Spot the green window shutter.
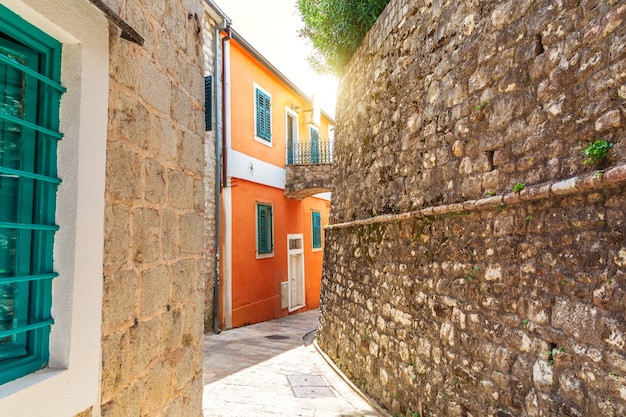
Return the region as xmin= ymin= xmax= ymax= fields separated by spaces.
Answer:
xmin=255 ymin=88 xmax=271 ymax=141
xmin=0 ymin=4 xmax=62 ymax=386
xmin=310 ymin=127 xmax=320 ymax=164
xmin=312 ymin=211 xmax=322 ymax=249
xmin=257 ymin=204 xmax=273 ymax=254
xmin=204 ymin=76 xmax=212 ymax=131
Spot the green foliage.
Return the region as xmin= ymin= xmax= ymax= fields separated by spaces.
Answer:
xmin=297 ymin=0 xmax=391 ymax=75
xmin=582 ymin=139 xmax=613 ymax=164
xmin=512 ymin=182 xmax=525 ymax=193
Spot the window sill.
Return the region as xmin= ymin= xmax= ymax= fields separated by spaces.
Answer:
xmin=254 ymin=135 xmax=273 ymax=147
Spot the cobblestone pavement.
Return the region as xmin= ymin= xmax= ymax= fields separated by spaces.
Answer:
xmin=202 ymin=309 xmax=384 ymax=417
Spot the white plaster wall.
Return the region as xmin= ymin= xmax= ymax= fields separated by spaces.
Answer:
xmin=227 ymin=149 xmax=287 ymax=190
xmin=0 ymin=1 xmax=108 ymax=416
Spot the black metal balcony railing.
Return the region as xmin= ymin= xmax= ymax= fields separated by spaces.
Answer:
xmin=286 ymin=139 xmax=333 ymax=165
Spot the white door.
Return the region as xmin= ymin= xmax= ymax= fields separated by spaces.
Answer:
xmin=287 ymin=234 xmax=305 ymax=311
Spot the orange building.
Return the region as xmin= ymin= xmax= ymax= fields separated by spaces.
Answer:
xmin=213 ymin=27 xmax=334 ymax=329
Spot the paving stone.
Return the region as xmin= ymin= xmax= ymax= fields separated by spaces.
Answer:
xmin=203 ymin=309 xmax=384 ymax=417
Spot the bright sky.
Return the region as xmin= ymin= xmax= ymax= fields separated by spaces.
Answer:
xmin=217 ymin=0 xmax=338 ymax=118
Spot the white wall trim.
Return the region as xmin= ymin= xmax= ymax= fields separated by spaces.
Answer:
xmin=0 ymin=1 xmax=108 ymax=416
xmin=227 ymin=149 xmax=286 ymax=190
xmin=285 ymin=107 xmax=299 ymax=164
xmin=222 ymin=187 xmax=233 ymax=330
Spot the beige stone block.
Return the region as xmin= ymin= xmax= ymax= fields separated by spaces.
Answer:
xmin=101 ymin=379 xmax=143 ymax=417
xmin=168 ymin=169 xmax=194 ymax=209
xmin=103 ymin=269 xmax=138 ymax=329
xmin=164 ymin=1 xmax=187 ymax=50
xmin=157 ymin=30 xmax=178 ymax=79
xmin=162 ymin=209 xmax=179 ymax=260
xmin=145 ymin=159 xmax=167 ymax=204
xmin=177 ymin=54 xmax=203 ymax=98
xmin=138 ymin=58 xmax=170 ymax=115
xmin=171 ymin=85 xmax=195 ymax=130
xmin=132 ymin=207 xmax=160 ymax=264
xmin=173 ymin=345 xmax=196 ymax=391
xmin=171 ymin=259 xmax=197 ymax=301
xmin=112 ymin=92 xmax=150 ymax=149
xmin=140 ymin=265 xmax=171 ymax=317
xmin=182 ymin=301 xmax=203 ymax=346
xmin=163 ymin=397 xmax=183 ymax=417
xmin=129 ymin=317 xmax=159 ymax=377
xmin=160 ymin=308 xmax=183 ymax=355
xmin=106 ymin=142 xmax=142 ymax=200
xmin=177 ymin=129 xmax=204 ymax=172
xmin=109 ymin=40 xmax=137 ymax=88
xmin=182 ymin=376 xmax=204 ymax=417
xmin=101 ymin=329 xmax=128 ymax=402
xmin=150 ymin=116 xmax=177 ymax=163
xmin=141 ymin=361 xmax=173 ymax=416
xmin=193 ymin=178 xmax=204 ymax=212
xmin=180 ymin=213 xmax=204 ymax=254
xmin=124 ymin=1 xmax=154 ymax=56
xmin=103 ymin=204 xmax=131 ymax=268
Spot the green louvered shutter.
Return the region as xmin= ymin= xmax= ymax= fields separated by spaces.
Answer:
xmin=255 ymin=88 xmax=271 ymax=141
xmin=312 ymin=211 xmax=322 ymax=249
xmin=0 ymin=4 xmax=63 ymax=385
xmin=257 ymin=204 xmax=273 ymax=254
xmin=204 ymin=76 xmax=212 ymax=131
xmin=310 ymin=127 xmax=320 ymax=164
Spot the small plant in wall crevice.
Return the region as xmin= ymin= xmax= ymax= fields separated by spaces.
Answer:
xmin=512 ymin=182 xmax=525 ymax=193
xmin=582 ymin=139 xmax=613 ymax=165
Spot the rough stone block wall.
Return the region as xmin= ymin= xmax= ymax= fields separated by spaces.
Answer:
xmin=319 ymin=0 xmax=626 ymax=416
xmin=202 ymin=11 xmax=218 ymax=333
xmin=99 ymin=0 xmax=206 ymax=415
xmin=285 ymin=164 xmax=333 ymax=199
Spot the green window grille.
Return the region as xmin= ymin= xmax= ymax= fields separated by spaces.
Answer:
xmin=310 ymin=127 xmax=320 ymax=164
xmin=312 ymin=211 xmax=322 ymax=249
xmin=0 ymin=4 xmax=63 ymax=386
xmin=255 ymin=88 xmax=271 ymax=141
xmin=256 ymin=204 xmax=273 ymax=255
xmin=204 ymin=76 xmax=212 ymax=131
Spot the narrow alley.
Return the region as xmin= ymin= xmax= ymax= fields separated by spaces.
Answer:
xmin=202 ymin=310 xmax=384 ymax=417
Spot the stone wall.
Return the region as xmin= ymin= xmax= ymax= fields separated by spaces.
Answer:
xmin=285 ymin=164 xmax=333 ymax=199
xmin=319 ymin=1 xmax=626 ymax=416
xmin=99 ymin=0 xmax=206 ymax=415
xmin=202 ymin=9 xmax=219 ymax=333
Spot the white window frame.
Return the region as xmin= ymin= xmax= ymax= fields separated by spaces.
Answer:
xmin=255 ymin=202 xmax=274 ymax=259
xmin=253 ymin=83 xmax=272 ymax=147
xmin=0 ymin=2 xmax=108 ymax=416
xmin=285 ymin=107 xmax=299 ymax=164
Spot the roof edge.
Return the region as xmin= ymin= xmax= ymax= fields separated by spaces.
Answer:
xmin=230 ymin=29 xmax=335 ymax=124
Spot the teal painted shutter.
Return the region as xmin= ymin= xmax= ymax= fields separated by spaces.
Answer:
xmin=257 ymin=204 xmax=273 ymax=254
xmin=310 ymin=127 xmax=320 ymax=164
xmin=312 ymin=211 xmax=322 ymax=249
xmin=0 ymin=4 xmax=63 ymax=385
xmin=286 ymin=114 xmax=294 ymax=164
xmin=204 ymin=76 xmax=212 ymax=131
xmin=255 ymin=89 xmax=271 ymax=141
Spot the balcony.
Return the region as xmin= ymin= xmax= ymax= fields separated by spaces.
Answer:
xmin=286 ymin=139 xmax=333 ymax=165
xmin=284 ymin=139 xmax=333 ymax=200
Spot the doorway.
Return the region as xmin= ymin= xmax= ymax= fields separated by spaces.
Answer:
xmin=287 ymin=234 xmax=305 ymax=311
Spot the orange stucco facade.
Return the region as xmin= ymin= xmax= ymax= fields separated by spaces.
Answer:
xmin=219 ymin=32 xmax=333 ymax=329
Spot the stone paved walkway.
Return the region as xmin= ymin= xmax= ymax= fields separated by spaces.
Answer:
xmin=202 ymin=309 xmax=383 ymax=417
